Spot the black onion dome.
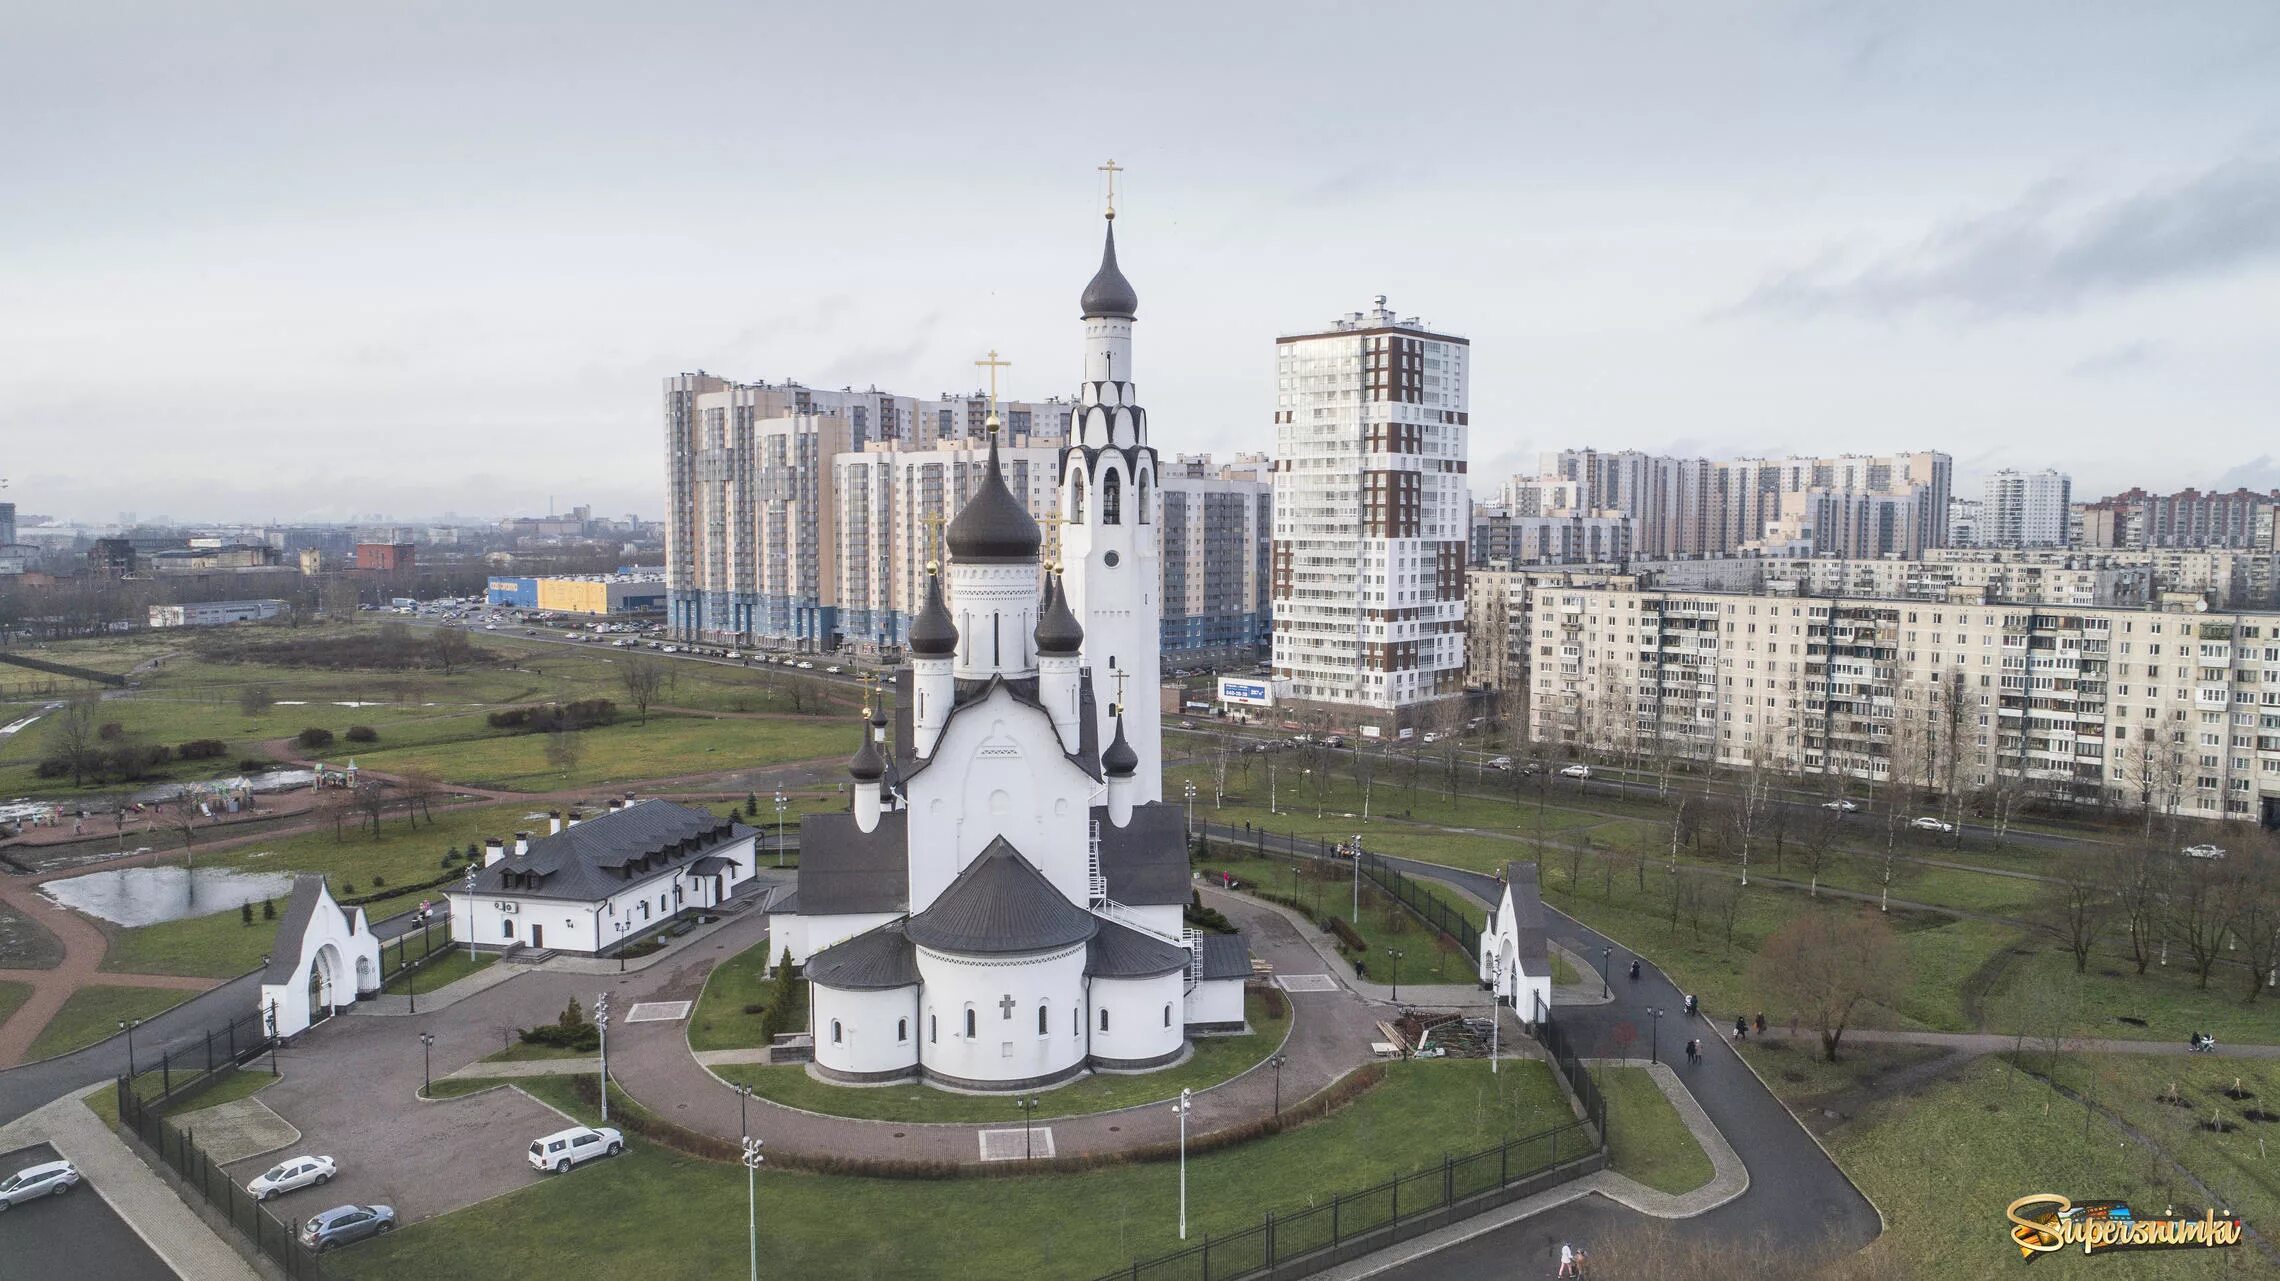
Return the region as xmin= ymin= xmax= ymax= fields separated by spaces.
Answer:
xmin=945 ymin=434 xmax=1041 ymax=563
xmin=848 ymin=728 xmax=885 ymax=782
xmin=1034 ymin=573 xmax=1084 ymax=656
xmin=909 ymin=569 xmax=958 ymax=657
xmin=1103 ymin=712 xmax=1138 ymax=777
xmin=1080 ymin=220 xmax=1138 ymax=320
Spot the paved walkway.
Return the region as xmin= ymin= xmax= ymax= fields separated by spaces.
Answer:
xmin=1752 ymin=1024 xmax=2280 ymax=1060
xmin=1577 ymin=1057 xmax=1748 ymax=1217
xmin=0 ymin=866 xmax=230 ymax=1068
xmin=0 ymin=1088 xmax=263 ymax=1281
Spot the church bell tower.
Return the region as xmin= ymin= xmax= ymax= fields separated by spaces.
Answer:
xmin=1060 ymin=161 xmax=1162 ymax=801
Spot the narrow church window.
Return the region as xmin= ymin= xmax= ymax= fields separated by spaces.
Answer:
xmin=1136 ymin=473 xmax=1151 ymax=524
xmin=898 ymin=1018 xmax=909 ymax=1043
xmin=501 ymin=920 xmax=514 ymax=939
xmin=965 ymin=1007 xmax=977 ymax=1038
xmin=1163 ymin=1003 xmax=1172 ymax=1028
xmin=1037 ymin=1005 xmax=1048 ymax=1035
xmin=830 ymin=1020 xmax=843 ymax=1045
xmin=930 ymin=1014 xmax=938 ymax=1043
xmin=1099 ymin=1008 xmax=1110 ymax=1033
xmin=1072 ymin=1008 xmax=1080 ymax=1036
xmin=1068 ymin=478 xmax=1086 ymax=523
xmin=1102 ymin=470 xmax=1122 ymax=524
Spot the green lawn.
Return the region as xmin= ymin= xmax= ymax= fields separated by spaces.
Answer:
xmin=715 ymin=991 xmax=1292 ymax=1123
xmin=0 ymin=980 xmax=30 ymax=1032
xmin=101 ymin=904 xmax=287 ymax=979
xmin=1827 ymin=1056 xmax=2247 ymax=1281
xmin=686 ymin=937 xmax=785 ymax=1053
xmin=349 ymin=713 xmax=858 ymax=791
xmin=383 ymin=950 xmax=495 ymax=995
xmin=335 ymin=1058 xmax=1578 ymax=1281
xmin=1597 ymin=1065 xmax=1713 ymax=1195
xmin=1198 ymin=851 xmax=1480 ymax=985
xmin=24 ymin=984 xmax=196 ymax=1062
xmin=1982 ymin=946 xmax=2280 ymax=1044
xmin=164 ymin=1066 xmax=282 ymax=1117
xmin=208 ymin=799 xmax=560 ymax=893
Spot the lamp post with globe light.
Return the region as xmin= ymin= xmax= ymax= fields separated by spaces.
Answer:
xmin=742 ymin=1135 xmax=765 ymax=1281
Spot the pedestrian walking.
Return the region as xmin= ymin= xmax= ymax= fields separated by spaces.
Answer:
xmin=1754 ymin=1012 xmax=1767 ymax=1035
xmin=1734 ymin=1014 xmax=1748 ymax=1041
xmin=1557 ymin=1241 xmax=1576 ymax=1278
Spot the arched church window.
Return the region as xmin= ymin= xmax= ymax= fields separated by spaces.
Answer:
xmin=1037 ymin=1004 xmax=1049 ymax=1035
xmin=898 ymin=1018 xmax=909 ymax=1043
xmin=1102 ymin=470 xmax=1122 ymax=525
xmin=830 ymin=1020 xmax=843 ymax=1045
xmin=964 ymin=1006 xmax=977 ymax=1038
xmin=1136 ymin=472 xmax=1151 ymax=524
xmin=930 ymin=1014 xmax=938 ymax=1043
xmin=501 ymin=920 xmax=514 ymax=939
xmin=1099 ymin=1008 xmax=1110 ymax=1033
xmin=1163 ymin=1003 xmax=1172 ymax=1028
xmin=1068 ymin=477 xmax=1086 ymax=523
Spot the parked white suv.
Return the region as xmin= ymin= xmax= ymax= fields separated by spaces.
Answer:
xmin=529 ymin=1125 xmax=623 ymax=1173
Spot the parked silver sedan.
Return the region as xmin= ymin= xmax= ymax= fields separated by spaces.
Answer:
xmin=247 ymin=1153 xmax=337 ymax=1201
xmin=0 ymin=1159 xmax=80 ymax=1209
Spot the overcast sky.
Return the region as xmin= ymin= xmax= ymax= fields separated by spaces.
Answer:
xmin=5 ymin=2 xmax=2278 ymax=525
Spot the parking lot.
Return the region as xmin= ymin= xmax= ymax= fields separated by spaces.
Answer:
xmin=0 ymin=1141 xmax=180 ymax=1281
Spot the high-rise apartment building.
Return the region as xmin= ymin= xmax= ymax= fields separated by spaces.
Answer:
xmin=1159 ymin=454 xmax=1273 ymax=663
xmin=1947 ymin=497 xmax=1983 ymax=547
xmin=1271 ymin=298 xmax=1469 ymax=727
xmin=2078 ymin=487 xmax=2280 ymax=551
xmin=1531 ymin=448 xmax=1951 ymax=559
xmin=1983 ymin=469 xmax=2072 ymax=548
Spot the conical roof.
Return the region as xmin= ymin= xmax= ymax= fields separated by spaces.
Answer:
xmin=1080 ymin=220 xmax=1138 ymax=320
xmin=909 ymin=566 xmax=958 ymax=657
xmin=1103 ymin=711 xmax=1138 ymax=776
xmin=905 ymin=838 xmax=1098 ymax=955
xmin=1034 ymin=572 xmax=1084 ymax=656
xmin=945 ymin=431 xmax=1041 ymax=564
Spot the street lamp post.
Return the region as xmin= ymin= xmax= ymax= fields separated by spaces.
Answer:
xmin=418 ymin=1031 xmax=435 ymax=1098
xmin=118 ymin=1018 xmax=141 ymax=1076
xmin=742 ymin=1136 xmax=765 ymax=1281
xmin=1351 ymin=834 xmax=1363 ymax=924
xmin=463 ymin=866 xmax=477 ymax=965
xmin=1173 ymin=1088 xmax=1192 ymax=1240
xmin=616 ymin=921 xmax=630 ymax=973
xmin=735 ymin=1083 xmax=752 ymax=1140
xmin=264 ymin=1000 xmax=280 ymax=1075
xmin=1018 ymin=1096 xmax=1039 ymax=1160
xmin=1183 ymin=781 xmax=1196 ymax=842
xmin=1386 ymin=948 xmax=1404 ymax=1003
xmin=772 ymin=792 xmax=787 ymax=867
xmin=595 ymin=993 xmax=610 ymax=1122
xmin=1600 ymin=947 xmax=1611 ymax=1000
xmin=1488 ymin=954 xmax=1503 ymax=1074
xmin=1270 ymin=1053 xmax=1288 ymax=1114
xmin=1650 ymin=1007 xmax=1664 ymax=1066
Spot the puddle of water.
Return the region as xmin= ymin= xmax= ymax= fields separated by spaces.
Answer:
xmin=40 ymin=864 xmax=302 ymax=926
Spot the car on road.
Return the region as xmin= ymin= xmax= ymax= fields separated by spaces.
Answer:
xmin=2182 ymin=844 xmax=2227 ymax=860
xmin=1178 ymin=719 xmax=1195 ymax=729
xmin=300 ymin=1204 xmax=396 ymax=1251
xmin=797 ymin=661 xmax=814 ymax=669
xmin=1488 ymin=755 xmax=1514 ymax=771
xmin=1909 ymin=817 xmax=1954 ymax=833
xmin=246 ymin=1154 xmax=336 ymax=1201
xmin=1821 ymin=799 xmax=1859 ymax=812
xmin=0 ymin=1159 xmax=80 ymax=1209
xmin=529 ymin=1125 xmax=624 ymax=1173
xmin=825 ymin=664 xmax=842 ymax=673
xmin=1323 ymin=734 xmax=1346 ymax=748
xmin=1421 ymin=731 xmax=1442 ymax=743
xmin=1558 ymin=764 xmax=1591 ymax=779
xmin=725 ymin=651 xmax=741 ymax=659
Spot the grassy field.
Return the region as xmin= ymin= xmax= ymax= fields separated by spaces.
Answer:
xmin=686 ymin=937 xmax=784 ymax=1053
xmin=165 ymin=1066 xmax=283 ymax=1117
xmin=1596 ymin=1065 xmax=1714 ymax=1195
xmin=99 ymin=904 xmax=278 ymax=979
xmin=383 ymin=950 xmax=495 ymax=995
xmin=1981 ymin=946 xmax=2280 ymax=1044
xmin=348 ymin=713 xmax=858 ymax=791
xmin=335 ymin=1057 xmax=1577 ymax=1281
xmin=24 ymin=984 xmax=198 ymax=1061
xmin=0 ymin=980 xmax=29 ymax=1032
xmin=715 ymin=991 xmax=1292 ymax=1123
xmin=1827 ymin=1056 xmax=2252 ymax=1280
xmin=1197 ymin=851 xmax=1480 ymax=984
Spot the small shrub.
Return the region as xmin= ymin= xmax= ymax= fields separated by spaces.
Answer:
xmin=241 ymin=900 xmax=254 ymax=926
xmin=371 ymin=874 xmax=386 ymax=887
xmin=237 ymin=758 xmax=267 ymax=773
xmin=344 ymin=725 xmax=378 ymax=743
xmin=177 ymin=739 xmax=229 ymax=760
xmin=296 ymin=727 xmax=335 ymax=749
xmin=262 ymin=898 xmax=276 ymax=920
xmin=1325 ymin=915 xmax=1367 ymax=951
xmin=98 ymin=721 xmax=125 ymax=741
xmin=741 ymin=1002 xmax=768 ymax=1016
xmin=341 ymin=882 xmax=356 ymax=896
xmin=34 ymin=758 xmax=70 ymax=779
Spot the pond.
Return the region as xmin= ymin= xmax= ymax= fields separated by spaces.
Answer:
xmin=40 ymin=865 xmax=302 ymax=927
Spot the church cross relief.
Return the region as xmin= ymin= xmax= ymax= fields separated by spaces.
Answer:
xmin=999 ymin=994 xmax=1017 ymax=1019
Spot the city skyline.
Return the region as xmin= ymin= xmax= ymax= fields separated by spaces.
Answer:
xmin=7 ymin=3 xmax=2280 ymax=523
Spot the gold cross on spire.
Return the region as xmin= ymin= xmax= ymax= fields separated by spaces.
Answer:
xmin=922 ymin=508 xmax=946 ymax=569
xmin=1098 ymin=158 xmax=1123 ymax=220
xmin=974 ymin=349 xmax=1011 ymax=430
xmin=1111 ymin=667 xmax=1129 ymax=715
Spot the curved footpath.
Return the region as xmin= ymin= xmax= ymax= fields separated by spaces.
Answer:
xmin=1348 ymin=854 xmax=1883 ymax=1281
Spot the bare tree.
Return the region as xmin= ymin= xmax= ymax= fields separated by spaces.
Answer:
xmin=236 ymin=684 xmax=276 ymax=717
xmin=2163 ymin=849 xmax=2236 ymax=990
xmin=2107 ymin=842 xmax=2164 ymax=975
xmin=351 ymin=779 xmax=390 ymax=838
xmin=618 ymin=656 xmax=666 ymax=725
xmin=2229 ymin=839 xmax=2280 ymax=1002
xmin=398 ymin=764 xmax=444 ymax=826
xmin=430 ymin=626 xmax=477 ymax=675
xmin=2038 ymin=846 xmax=2114 ymax=974
xmin=1751 ymin=908 xmax=1906 ymax=1062
xmin=1795 ymin=804 xmax=1843 ymax=899
xmin=46 ymin=697 xmax=101 ymax=786
xmin=544 ymin=729 xmax=585 ymax=777
xmin=166 ymin=792 xmax=203 ymax=866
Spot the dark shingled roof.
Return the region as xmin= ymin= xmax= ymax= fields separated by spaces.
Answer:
xmin=945 ymin=434 xmax=1041 ymax=564
xmin=1196 ymin=933 xmax=1254 ymax=983
xmin=690 ymin=856 xmax=738 ymax=876
xmin=1087 ymin=917 xmax=1189 ymax=979
xmin=262 ymin=876 xmax=352 ymax=983
xmin=806 ymin=920 xmax=920 ymax=991
xmin=1033 ymin=573 xmax=1084 ymax=656
xmin=909 ymin=569 xmax=958 ymax=657
xmin=1499 ymin=861 xmax=1550 ymax=973
xmin=1093 ymin=803 xmax=1189 ymax=907
xmin=1080 ymin=219 xmax=1139 ymax=320
xmin=1102 ymin=713 xmax=1138 ymax=776
xmin=848 ymin=729 xmax=885 ymax=782
xmin=794 ymin=810 xmax=909 ymax=915
xmin=905 ymin=838 xmax=1097 ymax=955
xmin=467 ymin=801 xmax=752 ymax=902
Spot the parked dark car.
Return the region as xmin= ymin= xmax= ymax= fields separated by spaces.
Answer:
xmin=300 ymin=1204 xmax=396 ymax=1251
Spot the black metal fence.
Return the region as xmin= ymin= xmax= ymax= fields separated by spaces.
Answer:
xmin=1086 ymin=1117 xmax=1598 ymax=1281
xmin=117 ymin=1079 xmax=333 ymax=1279
xmin=122 ymin=1008 xmax=279 ymax=1109
xmin=1356 ymin=850 xmax=1482 ymax=958
xmin=1535 ymin=1009 xmax=1608 ymax=1141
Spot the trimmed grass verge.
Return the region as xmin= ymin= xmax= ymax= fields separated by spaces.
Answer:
xmin=25 ymin=984 xmax=196 ymax=1061
xmin=1596 ymin=1065 xmax=1713 ymax=1195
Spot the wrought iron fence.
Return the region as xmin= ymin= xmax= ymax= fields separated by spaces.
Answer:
xmin=1088 ymin=1117 xmax=1598 ymax=1281
xmin=121 ymin=1007 xmax=279 ymax=1109
xmin=1356 ymin=849 xmax=1482 ymax=957
xmin=117 ymin=1079 xmax=334 ymax=1279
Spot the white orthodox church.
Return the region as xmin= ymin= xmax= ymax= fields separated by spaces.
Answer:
xmin=767 ymin=208 xmax=1251 ymax=1090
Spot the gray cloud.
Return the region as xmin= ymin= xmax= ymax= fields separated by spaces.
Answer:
xmin=2068 ymin=340 xmax=2161 ymax=377
xmin=2216 ymin=455 xmax=2280 ymax=492
xmin=1735 ymin=156 xmax=2280 ymax=318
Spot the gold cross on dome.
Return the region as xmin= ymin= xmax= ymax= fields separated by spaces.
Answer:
xmin=922 ymin=509 xmax=946 ymax=565
xmin=1111 ymin=667 xmax=1129 ymax=715
xmin=1098 ymin=159 xmax=1123 ymax=219
xmin=974 ymin=349 xmax=1011 ymax=424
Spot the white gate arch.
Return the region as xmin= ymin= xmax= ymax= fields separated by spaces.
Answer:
xmin=258 ymin=876 xmax=382 ymax=1038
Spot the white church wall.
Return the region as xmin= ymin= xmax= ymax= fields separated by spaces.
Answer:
xmin=916 ymin=943 xmax=1089 ymax=1087
xmin=903 ymin=692 xmax=1095 ymax=913
xmin=812 ymin=984 xmax=921 ymax=1079
xmin=1185 ymin=978 xmax=1246 ymax=1029
xmin=775 ymin=911 xmax=901 ymax=967
xmin=1089 ymin=970 xmax=1183 ymax=1067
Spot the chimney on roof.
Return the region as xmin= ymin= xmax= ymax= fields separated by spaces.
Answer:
xmin=514 ymin=830 xmax=531 ymax=857
xmin=484 ymin=837 xmax=506 ymax=867
xmin=548 ymin=809 xmax=563 ymax=835
xmin=567 ymin=809 xmax=583 ymax=828
xmin=606 ymin=798 xmax=624 ymax=812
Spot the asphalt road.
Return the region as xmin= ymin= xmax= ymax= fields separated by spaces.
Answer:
xmin=0 ymin=1141 xmax=180 ymax=1281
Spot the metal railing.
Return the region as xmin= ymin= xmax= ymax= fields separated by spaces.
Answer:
xmin=121 ymin=1008 xmax=278 ymax=1110
xmin=118 ymin=1079 xmax=333 ymax=1279
xmin=1192 ymin=821 xmax=1481 ymax=957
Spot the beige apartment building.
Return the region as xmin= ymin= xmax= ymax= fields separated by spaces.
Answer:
xmin=1529 ymin=578 xmax=2280 ymax=826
